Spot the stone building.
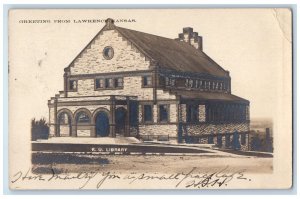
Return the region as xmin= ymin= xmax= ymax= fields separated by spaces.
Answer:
xmin=48 ymin=18 xmax=250 ymax=150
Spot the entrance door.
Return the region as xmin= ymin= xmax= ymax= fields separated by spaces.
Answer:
xmin=115 ymin=107 xmax=126 ymax=136
xmin=95 ymin=112 xmax=110 ymax=137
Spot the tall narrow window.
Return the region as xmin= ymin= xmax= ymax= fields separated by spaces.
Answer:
xmin=170 ymin=78 xmax=176 ymax=86
xmin=69 ymin=80 xmax=77 ymax=91
xmin=159 ymin=104 xmax=169 ymax=123
xmin=115 ymin=77 xmax=123 ymax=88
xmin=188 ymin=79 xmax=193 ymax=88
xmin=143 ymin=76 xmax=152 ymax=87
xmin=187 ymin=104 xmax=199 ymax=123
xmin=165 ymin=77 xmax=170 ymax=86
xmin=241 ymin=134 xmax=246 ymax=145
xmin=143 ymin=105 xmax=153 ymax=122
xmin=95 ymin=78 xmax=104 ymax=89
xmin=106 ymin=78 xmax=114 ymax=88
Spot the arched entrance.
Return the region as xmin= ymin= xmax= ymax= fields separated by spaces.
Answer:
xmin=58 ymin=112 xmax=72 ymax=136
xmin=75 ymin=110 xmax=91 ymax=137
xmin=95 ymin=111 xmax=110 ymax=137
xmin=115 ymin=107 xmax=127 ymax=136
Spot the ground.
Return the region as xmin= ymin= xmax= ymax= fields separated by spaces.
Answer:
xmin=32 ymin=137 xmax=273 ymax=175
xmin=32 ymin=152 xmax=273 ymax=175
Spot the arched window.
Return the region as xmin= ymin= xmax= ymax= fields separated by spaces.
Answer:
xmin=76 ymin=111 xmax=90 ymax=123
xmin=58 ymin=112 xmax=70 ymax=124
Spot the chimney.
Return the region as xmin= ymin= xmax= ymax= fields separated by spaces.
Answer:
xmin=176 ymin=27 xmax=203 ymax=51
xmin=104 ymin=18 xmax=115 ymax=30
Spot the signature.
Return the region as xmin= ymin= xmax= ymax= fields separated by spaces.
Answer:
xmin=11 ymin=166 xmax=250 ymax=189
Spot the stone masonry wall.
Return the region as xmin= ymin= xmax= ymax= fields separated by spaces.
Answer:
xmin=186 ymin=122 xmax=249 ymax=136
xmin=170 ymin=104 xmax=178 ymax=123
xmin=199 ymin=105 xmax=205 ymax=122
xmin=70 ymin=30 xmax=150 ymax=74
xmin=68 ymin=76 xmax=153 ymax=100
xmin=139 ymin=124 xmax=178 ymax=138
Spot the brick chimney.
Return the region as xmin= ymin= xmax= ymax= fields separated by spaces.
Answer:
xmin=176 ymin=27 xmax=203 ymax=51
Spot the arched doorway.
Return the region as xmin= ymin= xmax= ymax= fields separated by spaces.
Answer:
xmin=95 ymin=111 xmax=110 ymax=137
xmin=58 ymin=112 xmax=72 ymax=136
xmin=115 ymin=107 xmax=127 ymax=136
xmin=75 ymin=110 xmax=91 ymax=137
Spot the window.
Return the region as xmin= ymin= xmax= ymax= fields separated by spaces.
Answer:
xmin=143 ymin=105 xmax=153 ymax=122
xmin=165 ymin=77 xmax=170 ymax=86
xmin=187 ymin=104 xmax=199 ymax=123
xmin=58 ymin=113 xmax=70 ymax=124
xmin=95 ymin=78 xmax=104 ymax=89
xmin=195 ymin=80 xmax=199 ymax=88
xmin=143 ymin=76 xmax=152 ymax=87
xmin=241 ymin=134 xmax=246 ymax=145
xmin=217 ymin=134 xmax=223 ymax=147
xmin=188 ymin=79 xmax=193 ymax=88
xmin=76 ymin=112 xmax=90 ymax=123
xmin=210 ymin=81 xmax=213 ymax=90
xmin=220 ymin=82 xmax=223 ymax=90
xmin=225 ymin=134 xmax=231 ymax=148
xmin=208 ymin=134 xmax=214 ymax=144
xmin=105 ymin=78 xmax=114 ymax=88
xmin=115 ymin=78 xmax=123 ymax=88
xmin=103 ymin=46 xmax=114 ymax=60
xmin=170 ymin=78 xmax=176 ymax=86
xmin=69 ymin=80 xmax=77 ymax=91
xmin=159 ymin=104 xmax=169 ymax=122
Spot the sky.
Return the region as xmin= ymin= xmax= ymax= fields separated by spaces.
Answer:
xmin=9 ymin=9 xmax=292 ymax=125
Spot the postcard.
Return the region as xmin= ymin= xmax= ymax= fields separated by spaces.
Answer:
xmin=8 ymin=8 xmax=292 ymax=189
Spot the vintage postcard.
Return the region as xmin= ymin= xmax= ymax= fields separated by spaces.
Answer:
xmin=8 ymin=8 xmax=292 ymax=190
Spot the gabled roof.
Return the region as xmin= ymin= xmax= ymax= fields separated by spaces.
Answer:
xmin=116 ymin=26 xmax=228 ymax=77
xmin=67 ymin=18 xmax=229 ymax=78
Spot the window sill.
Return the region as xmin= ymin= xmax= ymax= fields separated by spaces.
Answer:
xmin=95 ymin=87 xmax=124 ymax=91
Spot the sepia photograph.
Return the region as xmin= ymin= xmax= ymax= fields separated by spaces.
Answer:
xmin=8 ymin=8 xmax=292 ymax=190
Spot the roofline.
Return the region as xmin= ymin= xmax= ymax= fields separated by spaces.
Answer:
xmin=115 ymin=26 xmax=157 ymax=65
xmin=64 ymin=23 xmax=117 ymax=72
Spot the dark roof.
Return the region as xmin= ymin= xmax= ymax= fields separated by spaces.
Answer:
xmin=171 ymin=90 xmax=249 ymax=104
xmin=115 ymin=26 xmax=228 ymax=77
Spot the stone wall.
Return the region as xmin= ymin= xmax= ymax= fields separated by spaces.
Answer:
xmin=199 ymin=105 xmax=205 ymax=122
xmin=68 ymin=76 xmax=154 ymax=100
xmin=156 ymin=89 xmax=177 ymax=100
xmin=70 ymin=30 xmax=150 ymax=74
xmin=59 ymin=125 xmax=71 ymax=136
xmin=139 ymin=124 xmax=177 ymax=138
xmin=170 ymin=104 xmax=178 ymax=123
xmin=77 ymin=129 xmax=91 ymax=137
xmin=180 ymin=104 xmax=187 ymax=122
xmin=185 ymin=122 xmax=249 ymax=136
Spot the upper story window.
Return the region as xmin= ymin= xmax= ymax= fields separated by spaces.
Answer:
xmin=103 ymin=46 xmax=114 ymax=60
xmin=115 ymin=78 xmax=123 ymax=88
xmin=159 ymin=104 xmax=169 ymax=123
xmin=95 ymin=78 xmax=105 ymax=89
xmin=143 ymin=76 xmax=152 ymax=87
xmin=105 ymin=78 xmax=114 ymax=88
xmin=170 ymin=78 xmax=176 ymax=86
xmin=165 ymin=77 xmax=176 ymax=87
xmin=165 ymin=77 xmax=170 ymax=86
xmin=188 ymin=79 xmax=194 ymax=88
xmin=69 ymin=80 xmax=77 ymax=91
xmin=95 ymin=77 xmax=123 ymax=90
